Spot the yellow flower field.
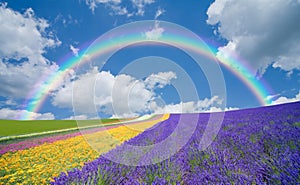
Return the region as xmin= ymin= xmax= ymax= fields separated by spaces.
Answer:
xmin=0 ymin=114 xmax=169 ymax=184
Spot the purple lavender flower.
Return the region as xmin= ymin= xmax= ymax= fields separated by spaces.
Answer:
xmin=52 ymin=101 xmax=300 ymax=184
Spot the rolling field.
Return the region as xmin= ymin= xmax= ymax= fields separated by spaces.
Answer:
xmin=52 ymin=102 xmax=300 ymax=184
xmin=2 ymin=1 xmax=298 ymax=185
xmin=0 ymin=114 xmax=169 ymax=184
xmin=0 ymin=119 xmax=125 ymax=137
xmin=0 ymin=102 xmax=299 ymax=184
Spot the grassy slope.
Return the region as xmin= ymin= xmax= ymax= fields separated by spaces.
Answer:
xmin=0 ymin=119 xmax=123 ymax=137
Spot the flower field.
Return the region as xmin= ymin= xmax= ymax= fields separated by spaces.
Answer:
xmin=51 ymin=102 xmax=300 ymax=184
xmin=1 ymin=102 xmax=300 ymax=184
xmin=0 ymin=114 xmax=169 ymax=184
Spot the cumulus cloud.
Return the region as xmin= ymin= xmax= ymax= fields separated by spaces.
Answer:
xmin=207 ymin=0 xmax=300 ymax=75
xmin=144 ymin=7 xmax=166 ymax=41
xmin=270 ymin=91 xmax=300 ymax=105
xmin=85 ymin=0 xmax=154 ymax=16
xmin=0 ymin=3 xmax=60 ymax=61
xmin=52 ymin=67 xmax=100 ymax=110
xmin=52 ymin=68 xmax=177 ymax=118
xmin=150 ymin=96 xmax=230 ymax=114
xmin=63 ymin=114 xmax=88 ymax=120
xmin=205 ymin=106 xmax=239 ymax=113
xmin=0 ymin=61 xmax=59 ymax=99
xmin=0 ymin=4 xmax=61 ymax=99
xmin=0 ymin=108 xmax=54 ymax=120
xmin=265 ymin=94 xmax=280 ymax=101
xmin=52 ymin=68 xmax=232 ymax=118
xmin=144 ymin=21 xmax=164 ymax=40
xmin=52 ymin=67 xmax=236 ymax=118
xmin=145 ymin=71 xmax=177 ymax=89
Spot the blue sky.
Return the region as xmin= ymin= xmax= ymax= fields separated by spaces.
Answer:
xmin=0 ymin=0 xmax=299 ymax=119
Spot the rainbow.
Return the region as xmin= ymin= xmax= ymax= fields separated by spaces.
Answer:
xmin=19 ymin=21 xmax=273 ymax=120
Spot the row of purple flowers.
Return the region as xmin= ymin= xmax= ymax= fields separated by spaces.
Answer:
xmin=51 ymin=101 xmax=299 ymax=184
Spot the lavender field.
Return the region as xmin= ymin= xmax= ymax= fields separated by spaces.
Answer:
xmin=51 ymin=102 xmax=300 ymax=184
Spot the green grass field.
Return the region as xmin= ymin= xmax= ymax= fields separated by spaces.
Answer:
xmin=0 ymin=119 xmax=123 ymax=137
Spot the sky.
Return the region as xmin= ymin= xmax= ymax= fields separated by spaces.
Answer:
xmin=0 ymin=0 xmax=299 ymax=120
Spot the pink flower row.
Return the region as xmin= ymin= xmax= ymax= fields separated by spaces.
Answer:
xmin=0 ymin=125 xmax=120 ymax=155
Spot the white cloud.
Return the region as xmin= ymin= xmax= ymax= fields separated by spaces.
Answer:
xmin=145 ymin=71 xmax=177 ymax=89
xmin=0 ymin=98 xmax=17 ymax=107
xmin=52 ymin=68 xmax=235 ymax=118
xmin=144 ymin=21 xmax=164 ymax=40
xmin=110 ymin=5 xmax=128 ymax=16
xmin=4 ymin=99 xmax=17 ymax=106
xmin=52 ymin=67 xmax=237 ymax=119
xmin=150 ymin=96 xmax=224 ymax=114
xmin=270 ymin=91 xmax=300 ymax=105
xmin=207 ymin=0 xmax=300 ymax=75
xmin=86 ymin=0 xmax=97 ymax=13
xmin=85 ymin=0 xmax=154 ymax=16
xmin=52 ymin=69 xmax=177 ymax=118
xmin=52 ymin=67 xmax=101 ymax=110
xmin=205 ymin=106 xmax=239 ymax=113
xmin=0 ymin=3 xmax=60 ymax=61
xmin=265 ymin=94 xmax=280 ymax=101
xmin=85 ymin=0 xmax=122 ymax=14
xmin=63 ymin=114 xmax=88 ymax=120
xmin=154 ymin=7 xmax=165 ymax=19
xmin=109 ymin=74 xmax=153 ymax=117
xmin=55 ymin=14 xmax=79 ymax=27
xmin=0 ymin=108 xmax=54 ymax=120
xmin=0 ymin=61 xmax=59 ymax=99
xmin=0 ymin=4 xmax=61 ymax=99
xmin=70 ymin=45 xmax=79 ymax=57
xmin=130 ymin=0 xmax=155 ymax=16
